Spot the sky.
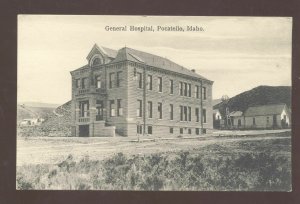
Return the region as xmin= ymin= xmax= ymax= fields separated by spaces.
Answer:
xmin=18 ymin=15 xmax=292 ymax=104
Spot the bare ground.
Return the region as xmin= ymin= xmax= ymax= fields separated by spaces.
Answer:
xmin=17 ymin=129 xmax=291 ymax=166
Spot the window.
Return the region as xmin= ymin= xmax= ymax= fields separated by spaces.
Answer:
xmin=188 ymin=129 xmax=192 ymax=134
xmin=158 ymin=102 xmax=162 ymax=119
xmin=202 ymin=109 xmax=207 ymax=123
xmin=137 ymin=125 xmax=143 ymax=134
xmin=137 ymin=72 xmax=142 ymax=88
xmin=266 ymin=116 xmax=269 ymax=124
xmin=184 ymin=106 xmax=187 ymax=121
xmin=79 ymin=101 xmax=89 ymax=117
xmin=158 ymin=77 xmax=163 ymax=92
xmin=196 ymin=128 xmax=200 ymax=135
xmin=179 ymin=82 xmax=183 ymax=96
xmin=109 ymin=73 xmax=115 ymax=88
xmin=110 ymin=100 xmax=115 ymax=117
xmin=253 ymin=117 xmax=256 ymax=125
xmin=137 ymin=100 xmax=142 ymax=117
xmin=180 ymin=128 xmax=183 ymax=134
xmin=117 ymin=99 xmax=123 ymax=116
xmin=188 ymin=83 xmax=191 ymax=97
xmin=202 ymin=129 xmax=207 ymax=134
xmin=75 ymin=79 xmax=80 ymax=88
xmin=184 ymin=83 xmax=188 ymax=96
xmin=169 ymin=104 xmax=173 ymax=120
xmin=202 ymin=87 xmax=207 ymax=100
xmin=95 ymin=76 xmax=101 ymax=88
xmin=170 ymin=80 xmax=173 ymax=94
xmin=81 ymin=78 xmax=87 ymax=89
xmin=170 ymin=127 xmax=174 ymax=134
xmin=92 ymin=57 xmax=101 ymax=66
xmin=195 ymin=108 xmax=200 ymax=122
xmin=116 ymin=71 xmax=122 ymax=87
xmin=96 ymin=100 xmax=103 ymax=121
xmin=180 ymin=105 xmax=191 ymax=122
xmin=148 ymin=126 xmax=152 ymax=135
xmin=180 ymin=106 xmax=183 ymax=121
xmin=147 ymin=101 xmax=152 ymax=118
xmin=147 ymin=75 xmax=152 ymax=90
xmin=195 ymin=85 xmax=199 ymax=98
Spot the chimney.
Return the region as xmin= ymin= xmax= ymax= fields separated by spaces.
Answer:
xmin=191 ymin=69 xmax=196 ymax=73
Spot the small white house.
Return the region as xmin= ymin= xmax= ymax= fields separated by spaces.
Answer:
xmin=244 ymin=104 xmax=290 ymax=129
xmin=19 ymin=118 xmax=44 ymax=126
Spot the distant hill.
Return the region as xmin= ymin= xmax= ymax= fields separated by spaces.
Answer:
xmin=18 ymin=102 xmax=60 ymax=108
xmin=17 ymin=105 xmax=55 ymax=122
xmin=18 ymin=101 xmax=72 ymax=137
xmin=214 ymin=86 xmax=291 ymax=116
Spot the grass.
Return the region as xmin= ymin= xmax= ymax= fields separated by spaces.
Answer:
xmin=16 ymin=137 xmax=291 ymax=191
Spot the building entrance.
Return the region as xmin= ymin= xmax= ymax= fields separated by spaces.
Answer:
xmin=79 ymin=125 xmax=89 ymax=137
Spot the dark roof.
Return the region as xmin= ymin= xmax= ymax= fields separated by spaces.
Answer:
xmin=244 ymin=104 xmax=286 ymax=117
xmin=111 ymin=47 xmax=211 ymax=81
xmin=101 ymin=46 xmax=118 ymax=58
xmin=73 ymin=45 xmax=212 ymax=82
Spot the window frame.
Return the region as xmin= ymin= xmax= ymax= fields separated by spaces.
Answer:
xmin=137 ymin=72 xmax=143 ymax=89
xmin=169 ymin=79 xmax=174 ymax=94
xmin=109 ymin=72 xmax=115 ymax=89
xmin=169 ymin=104 xmax=174 ymax=120
xmin=117 ymin=99 xmax=123 ymax=116
xmin=202 ymin=86 xmax=207 ymax=100
xmin=137 ymin=99 xmax=142 ymax=117
xmin=202 ymin=109 xmax=207 ymax=123
xmin=116 ymin=71 xmax=122 ymax=87
xmin=158 ymin=77 xmax=163 ymax=93
xmin=148 ymin=101 xmax=153 ymax=118
xmin=147 ymin=75 xmax=153 ymax=90
xmin=110 ymin=100 xmax=115 ymax=117
xmin=158 ymin=102 xmax=163 ymax=119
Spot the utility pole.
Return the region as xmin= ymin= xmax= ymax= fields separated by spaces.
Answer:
xmin=221 ymin=95 xmax=230 ymax=129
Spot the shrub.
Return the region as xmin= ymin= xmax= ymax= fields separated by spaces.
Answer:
xmin=16 ymin=142 xmax=291 ymax=191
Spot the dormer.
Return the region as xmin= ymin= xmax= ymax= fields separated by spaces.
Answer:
xmin=86 ymin=44 xmax=117 ymax=67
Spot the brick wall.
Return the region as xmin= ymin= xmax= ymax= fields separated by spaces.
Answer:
xmin=70 ymin=59 xmax=213 ymax=137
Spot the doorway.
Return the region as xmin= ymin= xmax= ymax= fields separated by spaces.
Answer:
xmin=79 ymin=125 xmax=89 ymax=137
xmin=238 ymin=119 xmax=242 ymax=127
xmin=273 ymin=115 xmax=277 ymax=128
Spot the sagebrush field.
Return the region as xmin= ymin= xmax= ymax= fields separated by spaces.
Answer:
xmin=16 ymin=135 xmax=291 ymax=191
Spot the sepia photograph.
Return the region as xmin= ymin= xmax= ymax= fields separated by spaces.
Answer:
xmin=17 ymin=15 xmax=292 ymax=191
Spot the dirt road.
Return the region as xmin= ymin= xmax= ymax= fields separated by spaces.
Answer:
xmin=17 ymin=130 xmax=291 ymax=166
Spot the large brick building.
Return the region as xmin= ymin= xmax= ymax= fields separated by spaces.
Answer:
xmin=70 ymin=44 xmax=213 ymax=137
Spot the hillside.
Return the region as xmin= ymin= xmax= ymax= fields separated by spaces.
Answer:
xmin=214 ymin=86 xmax=291 ymax=116
xmin=18 ymin=101 xmax=72 ymax=137
xmin=19 ymin=102 xmax=60 ymax=108
xmin=39 ymin=100 xmax=72 ymax=135
xmin=17 ymin=105 xmax=55 ymax=122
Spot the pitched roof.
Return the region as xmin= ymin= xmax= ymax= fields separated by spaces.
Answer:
xmin=101 ymin=46 xmax=118 ymax=58
xmin=244 ymin=104 xmax=286 ymax=117
xmin=76 ymin=45 xmax=212 ymax=82
xmin=229 ymin=111 xmax=243 ymax=117
xmin=112 ymin=47 xmax=211 ymax=81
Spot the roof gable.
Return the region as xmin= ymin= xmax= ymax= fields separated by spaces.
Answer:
xmin=86 ymin=44 xmax=118 ymax=61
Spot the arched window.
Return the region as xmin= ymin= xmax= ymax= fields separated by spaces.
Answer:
xmin=92 ymin=57 xmax=101 ymax=66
